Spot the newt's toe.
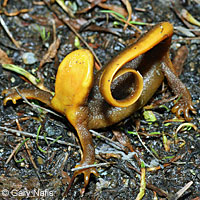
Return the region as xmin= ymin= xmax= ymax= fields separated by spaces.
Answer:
xmin=172 ymin=99 xmax=196 ymax=121
xmin=74 ymin=164 xmax=99 ymax=190
xmin=2 ymin=89 xmax=18 ymax=105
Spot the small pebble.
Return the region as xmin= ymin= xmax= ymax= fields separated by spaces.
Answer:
xmin=22 ymin=52 xmax=38 ymax=65
xmin=10 ymin=77 xmax=15 ymax=83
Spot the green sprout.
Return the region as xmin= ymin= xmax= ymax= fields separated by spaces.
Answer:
xmin=2 ymin=64 xmax=40 ymax=85
xmin=14 ymin=138 xmax=30 ymax=163
xmin=36 ymin=25 xmax=50 ymax=43
xmin=36 ymin=125 xmax=62 ymax=153
xmin=36 ymin=125 xmax=47 ymax=154
xmin=100 ymin=10 xmax=149 ymax=26
xmin=74 ymin=36 xmax=82 ymax=49
xmin=143 ymin=110 xmax=157 ymax=122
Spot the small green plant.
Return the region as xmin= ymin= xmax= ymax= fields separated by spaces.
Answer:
xmin=14 ymin=138 xmax=30 ymax=163
xmin=36 ymin=125 xmax=47 ymax=154
xmin=74 ymin=36 xmax=82 ymax=49
xmin=36 ymin=25 xmax=50 ymax=43
xmin=143 ymin=110 xmax=157 ymax=122
xmin=2 ymin=64 xmax=40 ymax=84
xmin=36 ymin=125 xmax=62 ymax=154
xmin=100 ymin=10 xmax=149 ymax=26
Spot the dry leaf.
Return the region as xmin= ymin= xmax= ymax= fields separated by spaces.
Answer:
xmin=77 ymin=0 xmax=102 ymax=14
xmin=98 ymin=3 xmax=128 ymax=17
xmin=121 ymin=0 xmax=132 ymax=29
xmin=78 ymin=0 xmax=128 ymax=17
xmin=112 ymin=130 xmax=134 ymax=152
xmin=172 ymin=46 xmax=188 ymax=76
xmin=39 ymin=38 xmax=60 ymax=69
xmin=0 ymin=48 xmax=12 ymax=64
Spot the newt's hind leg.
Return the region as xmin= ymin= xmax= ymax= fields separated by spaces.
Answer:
xmin=161 ymin=52 xmax=196 ymax=121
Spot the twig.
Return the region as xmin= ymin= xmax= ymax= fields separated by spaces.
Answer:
xmin=71 ymin=162 xmax=114 ymax=171
xmin=43 ymin=0 xmax=103 ymax=69
xmin=0 ymin=126 xmax=79 ymax=147
xmin=91 ymin=129 xmax=142 ymax=165
xmin=3 ymin=9 xmax=32 ymax=16
xmin=16 ymin=119 xmax=38 ymax=169
xmin=121 ymin=0 xmax=132 ymax=30
xmin=136 ymin=131 xmax=161 ymax=163
xmin=0 ymin=15 xmax=21 ymax=48
xmin=3 ymin=0 xmax=8 ymax=7
xmin=5 ymin=141 xmax=21 ymax=164
xmin=90 ymin=129 xmax=125 ymax=150
xmin=173 ymin=36 xmax=200 ymax=42
xmin=52 ymin=18 xmax=57 ymax=42
xmin=110 ymin=12 xmax=142 ymax=33
xmin=175 ymin=123 xmax=198 ymax=134
xmin=175 ymin=181 xmax=193 ymax=199
xmin=55 ymin=0 xmax=74 ymax=18
xmin=60 ymin=152 xmax=69 ymax=171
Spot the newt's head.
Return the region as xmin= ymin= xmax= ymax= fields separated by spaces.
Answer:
xmin=51 ymin=49 xmax=94 ymax=114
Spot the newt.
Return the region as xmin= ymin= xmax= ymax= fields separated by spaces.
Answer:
xmin=2 ymin=22 xmax=195 ymax=189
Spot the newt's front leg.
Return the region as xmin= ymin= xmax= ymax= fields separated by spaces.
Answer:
xmin=66 ymin=106 xmax=98 ymax=187
xmin=2 ymin=88 xmax=53 ymax=107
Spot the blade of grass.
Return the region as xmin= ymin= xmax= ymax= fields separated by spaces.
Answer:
xmin=50 ymin=136 xmax=62 ymax=145
xmin=2 ymin=63 xmax=52 ymax=93
xmin=136 ymin=161 xmax=146 ymax=200
xmin=14 ymin=138 xmax=30 ymax=163
xmin=100 ymin=9 xmax=126 ymax=20
xmin=2 ymin=64 xmax=40 ymax=85
xmin=36 ymin=125 xmax=47 ymax=154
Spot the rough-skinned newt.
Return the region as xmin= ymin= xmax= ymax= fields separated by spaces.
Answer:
xmin=2 ymin=22 xmax=195 ymax=188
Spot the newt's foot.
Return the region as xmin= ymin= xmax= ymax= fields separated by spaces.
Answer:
xmin=1 ymin=89 xmax=19 ymax=105
xmin=74 ymin=164 xmax=99 ymax=192
xmin=171 ymin=99 xmax=196 ymax=121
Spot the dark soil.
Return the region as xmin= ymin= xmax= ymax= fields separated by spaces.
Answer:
xmin=0 ymin=0 xmax=199 ymax=199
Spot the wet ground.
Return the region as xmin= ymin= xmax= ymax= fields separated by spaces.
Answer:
xmin=0 ymin=0 xmax=199 ymax=199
